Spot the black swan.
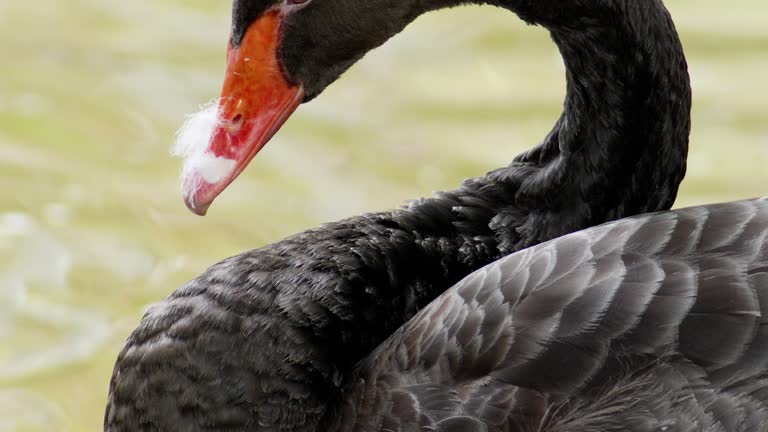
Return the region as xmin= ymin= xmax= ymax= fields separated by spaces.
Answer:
xmin=97 ymin=0 xmax=761 ymax=430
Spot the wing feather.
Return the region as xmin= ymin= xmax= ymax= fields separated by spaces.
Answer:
xmin=339 ymin=197 xmax=768 ymax=431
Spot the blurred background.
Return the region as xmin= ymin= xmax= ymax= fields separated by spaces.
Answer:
xmin=0 ymin=0 xmax=766 ymax=430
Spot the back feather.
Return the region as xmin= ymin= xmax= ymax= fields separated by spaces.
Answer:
xmin=336 ymin=197 xmax=768 ymax=432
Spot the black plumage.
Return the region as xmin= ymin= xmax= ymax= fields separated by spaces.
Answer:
xmin=335 ymin=198 xmax=768 ymax=432
xmin=97 ymin=0 xmax=756 ymax=431
xmin=105 ymin=196 xmax=768 ymax=431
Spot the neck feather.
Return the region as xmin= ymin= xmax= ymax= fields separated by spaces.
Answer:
xmin=495 ymin=0 xmax=690 ymax=220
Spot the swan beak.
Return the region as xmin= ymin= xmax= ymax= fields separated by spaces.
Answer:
xmin=183 ymin=9 xmax=303 ymax=216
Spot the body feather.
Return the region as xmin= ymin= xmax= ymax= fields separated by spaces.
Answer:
xmin=339 ymin=198 xmax=768 ymax=431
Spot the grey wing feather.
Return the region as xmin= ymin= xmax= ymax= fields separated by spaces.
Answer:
xmin=338 ymin=197 xmax=768 ymax=432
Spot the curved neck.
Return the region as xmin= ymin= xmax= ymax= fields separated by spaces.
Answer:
xmin=495 ymin=0 xmax=690 ymax=224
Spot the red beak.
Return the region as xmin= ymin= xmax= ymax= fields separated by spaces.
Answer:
xmin=182 ymin=10 xmax=303 ymax=215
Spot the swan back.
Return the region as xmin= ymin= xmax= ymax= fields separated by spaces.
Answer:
xmin=338 ymin=197 xmax=768 ymax=432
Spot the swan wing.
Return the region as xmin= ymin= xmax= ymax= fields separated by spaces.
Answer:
xmin=339 ymin=197 xmax=768 ymax=432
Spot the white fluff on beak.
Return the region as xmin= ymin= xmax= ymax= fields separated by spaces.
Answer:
xmin=172 ymin=100 xmax=237 ymax=200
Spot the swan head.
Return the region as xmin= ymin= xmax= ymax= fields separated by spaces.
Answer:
xmin=174 ymin=0 xmax=421 ymax=215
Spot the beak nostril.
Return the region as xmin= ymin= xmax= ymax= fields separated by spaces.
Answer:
xmin=230 ymin=114 xmax=244 ymax=133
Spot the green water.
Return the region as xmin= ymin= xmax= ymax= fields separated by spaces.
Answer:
xmin=0 ymin=0 xmax=766 ymax=430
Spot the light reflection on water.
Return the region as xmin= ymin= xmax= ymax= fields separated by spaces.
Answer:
xmin=0 ymin=390 xmax=67 ymax=431
xmin=0 ymin=210 xmax=147 ymax=380
xmin=1 ymin=0 xmax=766 ymax=430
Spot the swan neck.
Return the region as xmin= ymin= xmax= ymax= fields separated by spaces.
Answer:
xmin=499 ymin=0 xmax=691 ymax=221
